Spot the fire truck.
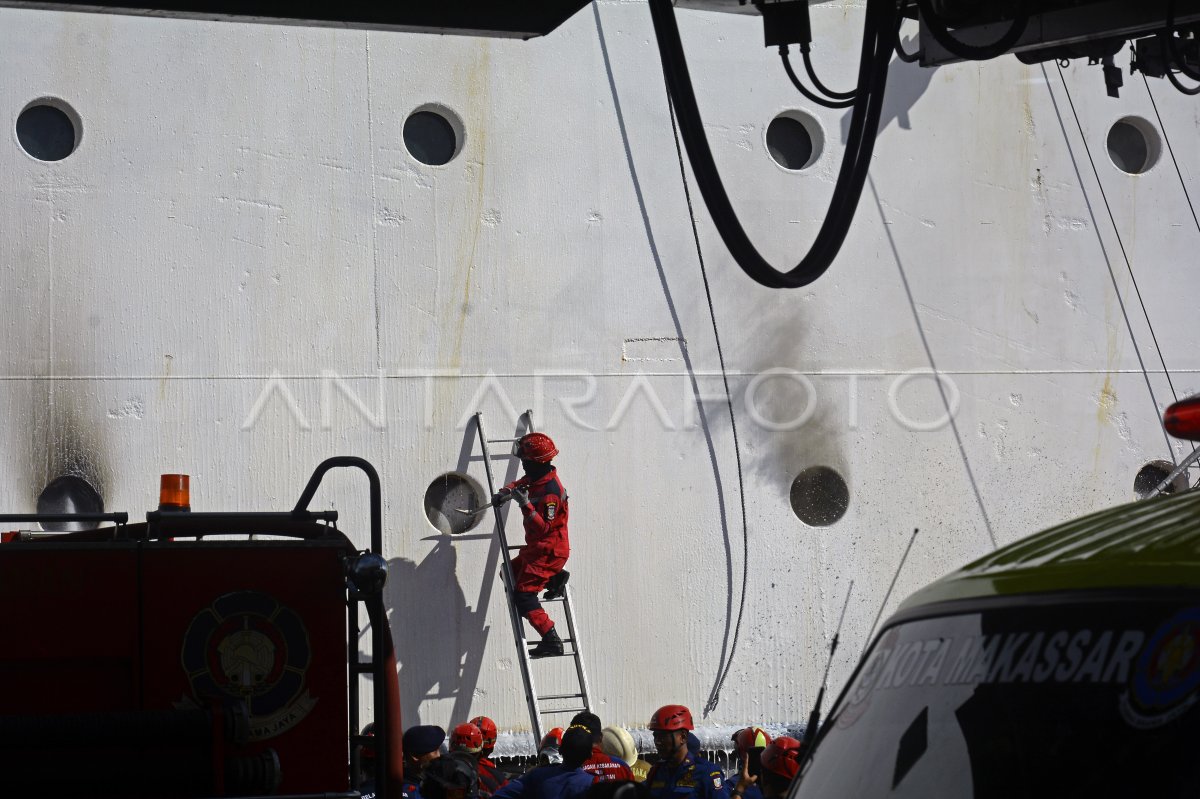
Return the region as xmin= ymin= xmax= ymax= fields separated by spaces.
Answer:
xmin=0 ymin=457 xmax=403 ymax=798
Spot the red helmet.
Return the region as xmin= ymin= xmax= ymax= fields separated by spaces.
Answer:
xmin=516 ymin=433 xmax=558 ymax=463
xmin=541 ymin=727 xmax=564 ymax=748
xmin=648 ymin=705 xmax=694 ymax=731
xmin=761 ymin=737 xmax=803 ymax=780
xmin=469 ymin=715 xmax=497 ymax=750
xmin=450 ymin=722 xmax=484 ymax=753
xmin=732 ymin=726 xmax=772 ymax=754
xmin=360 ymin=722 xmax=377 ymax=761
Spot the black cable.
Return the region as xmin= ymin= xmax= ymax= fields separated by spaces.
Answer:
xmin=916 ymin=0 xmax=1027 ymax=62
xmin=1051 ymin=64 xmax=1180 ymax=458
xmin=648 ymin=0 xmax=897 ymax=289
xmin=1143 ymin=73 xmax=1200 ymax=240
xmin=592 ymin=1 xmax=745 ymax=718
xmin=1142 ymin=77 xmax=1200 ymax=495
xmin=801 ymin=45 xmax=856 ymax=99
xmin=661 ymin=97 xmax=752 ymax=717
xmin=782 ymin=47 xmax=857 ymax=109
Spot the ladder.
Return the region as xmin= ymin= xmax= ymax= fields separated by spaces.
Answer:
xmin=472 ymin=410 xmax=592 ymax=745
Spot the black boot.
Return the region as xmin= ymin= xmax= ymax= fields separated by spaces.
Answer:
xmin=542 ymin=570 xmax=570 ymax=600
xmin=530 ymin=626 xmax=564 ymax=659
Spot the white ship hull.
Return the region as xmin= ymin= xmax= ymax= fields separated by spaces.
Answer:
xmin=1 ymin=1 xmax=1197 ymax=743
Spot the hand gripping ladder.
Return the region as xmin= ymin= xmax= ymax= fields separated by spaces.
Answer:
xmin=472 ymin=411 xmax=592 ymax=745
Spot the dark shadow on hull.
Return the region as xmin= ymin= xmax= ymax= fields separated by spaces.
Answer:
xmin=384 ymin=417 xmax=526 ymax=725
xmin=841 ymin=48 xmax=937 ymax=142
xmin=387 ymin=543 xmax=477 ymax=725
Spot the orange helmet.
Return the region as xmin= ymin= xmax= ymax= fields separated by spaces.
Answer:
xmin=469 ymin=715 xmax=497 ymax=751
xmin=450 ymin=722 xmax=483 ymax=753
xmin=648 ymin=705 xmax=694 ymax=731
xmin=515 ymin=433 xmax=558 ymax=463
xmin=732 ymin=726 xmax=772 ymax=754
xmin=761 ymin=737 xmax=803 ymax=780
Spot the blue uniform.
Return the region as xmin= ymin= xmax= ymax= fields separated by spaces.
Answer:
xmin=722 ymin=777 xmax=762 ymax=799
xmin=645 ymin=754 xmax=728 ymax=799
xmin=403 ymin=768 xmax=424 ymax=799
xmin=495 ymin=765 xmax=568 ymax=799
xmin=542 ymin=768 xmax=595 ymax=799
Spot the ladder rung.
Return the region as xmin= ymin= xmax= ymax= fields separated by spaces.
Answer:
xmin=527 ymin=649 xmax=580 ymax=659
xmin=487 ymin=438 xmax=520 ymax=444
xmin=541 ymin=596 xmax=565 ymax=603
xmin=350 ymin=662 xmax=374 ymax=674
xmin=506 ymin=546 xmax=523 ymax=551
xmin=541 ymin=707 xmax=589 ymax=715
xmin=527 ymin=638 xmax=576 ymax=647
xmin=539 ymin=693 xmax=586 ymax=701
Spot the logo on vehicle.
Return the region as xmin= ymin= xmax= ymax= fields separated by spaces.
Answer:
xmin=1120 ymin=606 xmax=1200 ymax=729
xmin=179 ymin=590 xmax=317 ymax=740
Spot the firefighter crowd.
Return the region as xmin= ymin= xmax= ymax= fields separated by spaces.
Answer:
xmin=360 ymin=706 xmax=803 ymax=799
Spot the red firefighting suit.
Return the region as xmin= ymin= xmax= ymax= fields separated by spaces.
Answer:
xmin=504 ymin=468 xmax=569 ymax=635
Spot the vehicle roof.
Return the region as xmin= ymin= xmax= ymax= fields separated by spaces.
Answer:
xmin=898 ymin=488 xmax=1200 ymax=612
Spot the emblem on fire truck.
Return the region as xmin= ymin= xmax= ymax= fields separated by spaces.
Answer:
xmin=1120 ymin=607 xmax=1200 ymax=729
xmin=179 ymin=590 xmax=317 ymax=740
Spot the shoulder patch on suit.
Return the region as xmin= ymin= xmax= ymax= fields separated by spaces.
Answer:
xmin=543 ymin=496 xmax=558 ymax=520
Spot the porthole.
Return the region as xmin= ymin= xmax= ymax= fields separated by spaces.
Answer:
xmin=16 ymin=99 xmax=81 ymax=162
xmin=424 ymin=472 xmax=487 ymax=534
xmin=36 ymin=474 xmax=103 ymax=531
xmin=789 ymin=466 xmax=849 ymax=527
xmin=1133 ymin=459 xmax=1187 ymax=499
xmin=403 ymin=104 xmax=463 ymax=167
xmin=1107 ymin=117 xmax=1160 ymax=175
xmin=766 ymin=111 xmax=823 ymax=171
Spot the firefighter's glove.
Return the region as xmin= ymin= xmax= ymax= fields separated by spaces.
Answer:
xmin=492 ymin=488 xmax=513 ymax=506
xmin=510 ymin=486 xmax=531 ymax=508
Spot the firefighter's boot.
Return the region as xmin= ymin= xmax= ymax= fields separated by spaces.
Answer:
xmin=543 ymin=570 xmax=570 ymax=600
xmin=530 ymin=626 xmax=564 ymax=659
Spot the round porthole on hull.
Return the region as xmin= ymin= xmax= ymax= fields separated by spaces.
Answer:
xmin=766 ymin=110 xmax=823 ymax=171
xmin=16 ymin=98 xmax=81 ymax=162
xmin=403 ymin=105 xmax=464 ymax=167
xmin=1106 ymin=117 xmax=1160 ymax=175
xmin=37 ymin=474 xmax=103 ymax=531
xmin=424 ymin=472 xmax=487 ymax=534
xmin=790 ymin=466 xmax=849 ymax=527
xmin=1134 ymin=459 xmax=1188 ymax=499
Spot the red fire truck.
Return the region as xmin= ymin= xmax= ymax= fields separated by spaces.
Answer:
xmin=0 ymin=457 xmax=403 ymax=798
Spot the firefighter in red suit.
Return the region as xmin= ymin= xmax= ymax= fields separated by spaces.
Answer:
xmin=494 ymin=432 xmax=569 ymax=659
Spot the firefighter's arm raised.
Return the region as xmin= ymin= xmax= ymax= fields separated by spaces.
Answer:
xmin=518 ymin=490 xmax=561 ymax=538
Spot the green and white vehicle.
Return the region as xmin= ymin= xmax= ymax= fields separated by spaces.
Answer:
xmin=796 ymin=482 xmax=1200 ymax=797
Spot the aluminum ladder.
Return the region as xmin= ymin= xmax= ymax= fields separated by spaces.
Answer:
xmin=472 ymin=410 xmax=592 ymax=745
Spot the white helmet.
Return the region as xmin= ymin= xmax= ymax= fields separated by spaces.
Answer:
xmin=601 ymin=725 xmax=638 ymax=764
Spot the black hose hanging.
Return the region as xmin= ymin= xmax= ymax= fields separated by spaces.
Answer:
xmin=1166 ymin=62 xmax=1200 ymax=94
xmin=801 ymin=46 xmax=856 ymax=100
xmin=916 ymin=0 xmax=1028 ymax=62
xmin=648 ymin=0 xmax=898 ymax=289
xmin=782 ymin=47 xmax=857 ymax=109
xmin=1165 ymin=0 xmax=1200 ymax=82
